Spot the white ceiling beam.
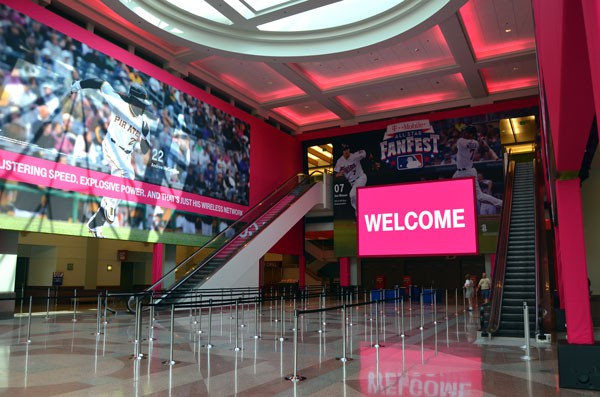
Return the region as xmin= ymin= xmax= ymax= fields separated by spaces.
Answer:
xmin=438 ymin=13 xmax=487 ymax=98
xmin=248 ymin=0 xmax=341 ymax=26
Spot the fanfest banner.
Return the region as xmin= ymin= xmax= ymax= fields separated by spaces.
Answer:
xmin=0 ymin=3 xmax=250 ymax=245
xmin=331 ymin=107 xmax=538 ymax=257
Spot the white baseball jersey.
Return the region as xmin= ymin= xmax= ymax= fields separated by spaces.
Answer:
xmin=334 ymin=150 xmax=366 ymax=184
xmin=98 ymin=82 xmax=148 ymax=153
xmin=455 ymin=137 xmax=478 ymax=170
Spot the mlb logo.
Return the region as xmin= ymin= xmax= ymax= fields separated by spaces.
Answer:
xmin=396 ymin=154 xmax=423 ymax=170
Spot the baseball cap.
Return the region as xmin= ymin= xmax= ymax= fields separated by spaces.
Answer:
xmin=464 ymin=126 xmax=477 ymax=135
xmin=127 ymin=83 xmax=151 ymax=107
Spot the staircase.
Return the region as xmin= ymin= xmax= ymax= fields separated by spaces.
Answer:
xmin=495 ymin=161 xmax=537 ymax=337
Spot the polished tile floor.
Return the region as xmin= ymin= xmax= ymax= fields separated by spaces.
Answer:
xmin=0 ymin=296 xmax=599 ymax=397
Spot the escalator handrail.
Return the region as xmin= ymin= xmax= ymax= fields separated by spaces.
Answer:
xmin=164 ymin=177 xmax=317 ymax=295
xmin=147 ymin=173 xmax=312 ymax=293
xmin=487 ymin=158 xmax=516 ymax=334
xmin=534 ymin=153 xmax=552 ymax=334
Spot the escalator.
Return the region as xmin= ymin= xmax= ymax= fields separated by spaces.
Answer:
xmin=494 ymin=161 xmax=536 ymax=337
xmin=135 ymin=173 xmax=325 ymax=308
xmin=488 ymin=155 xmax=550 ymax=338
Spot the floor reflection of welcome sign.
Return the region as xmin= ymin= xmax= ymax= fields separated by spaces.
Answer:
xmin=52 ymin=272 xmax=64 ymax=286
xmin=357 ymin=178 xmax=478 ymax=257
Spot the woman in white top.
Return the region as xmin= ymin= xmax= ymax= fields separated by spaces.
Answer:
xmin=463 ymin=273 xmax=474 ymax=311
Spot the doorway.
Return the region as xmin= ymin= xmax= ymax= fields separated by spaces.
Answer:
xmin=15 ymin=257 xmax=29 ymax=299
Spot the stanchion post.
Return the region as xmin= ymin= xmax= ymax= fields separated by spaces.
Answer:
xmin=521 ymin=302 xmax=534 ymax=361
xmin=94 ymin=294 xmax=102 ymax=335
xmin=285 ymin=310 xmax=306 ymax=382
xmin=233 ymin=299 xmax=241 ymax=351
xmin=336 ymin=304 xmax=353 ymax=362
xmin=204 ymin=299 xmax=214 ymax=349
xmin=279 ymin=295 xmax=286 ymax=341
xmin=163 ymin=304 xmax=176 ymax=365
xmin=72 ymin=289 xmax=78 ymax=322
xmin=45 ymin=288 xmax=51 ymax=319
xmin=25 ymin=296 xmax=32 ymax=344
xmin=103 ymin=291 xmax=109 ymax=324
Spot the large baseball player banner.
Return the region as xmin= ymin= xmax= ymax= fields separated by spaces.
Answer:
xmin=0 ymin=3 xmax=251 ymax=245
xmin=331 ymin=107 xmax=538 ymax=257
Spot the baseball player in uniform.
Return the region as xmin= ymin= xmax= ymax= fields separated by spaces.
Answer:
xmin=334 ymin=144 xmax=367 ymax=212
xmin=71 ymin=79 xmax=152 ymax=237
xmin=452 ymin=126 xmax=502 ymax=209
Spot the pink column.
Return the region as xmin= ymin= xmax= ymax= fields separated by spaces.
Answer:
xmin=151 ymin=243 xmax=163 ymax=291
xmin=555 ymin=179 xmax=593 ymax=344
xmin=339 ymin=257 xmax=350 ymax=287
xmin=582 ymin=0 xmax=600 ymax=139
xmin=298 ymin=255 xmax=306 ymax=289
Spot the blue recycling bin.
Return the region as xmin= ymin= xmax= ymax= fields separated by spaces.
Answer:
xmin=370 ymin=289 xmax=398 ymax=301
xmin=421 ymin=288 xmax=442 ymax=304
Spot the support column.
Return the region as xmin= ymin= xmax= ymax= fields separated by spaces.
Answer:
xmin=151 ymin=243 xmax=163 ymax=290
xmin=298 ymin=255 xmax=306 ymax=289
xmin=555 ymin=178 xmax=593 ymax=344
xmin=582 ymin=0 xmax=600 ymax=137
xmin=339 ymin=257 xmax=350 ymax=287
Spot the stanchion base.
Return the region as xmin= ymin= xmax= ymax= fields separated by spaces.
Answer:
xmin=336 ymin=357 xmax=353 ymax=362
xmin=253 ymin=335 xmax=262 ymax=339
xmin=316 ymin=330 xmax=325 ymax=334
xmin=71 ymin=319 xmax=78 ymax=323
xmin=130 ymin=354 xmax=145 ymax=360
xmin=91 ymin=332 xmax=103 ymax=336
xmin=24 ymin=339 xmax=31 ymax=344
xmin=278 ymin=337 xmax=288 ymax=341
xmin=197 ymin=330 xmax=204 ymax=334
xmin=162 ymin=360 xmax=176 ymax=366
xmin=372 ymin=344 xmax=384 ymax=348
xmin=285 ymin=375 xmax=307 ymax=382
xmin=233 ymin=346 xmax=242 ymax=351
xmin=202 ymin=344 xmax=214 ymax=349
xmin=520 ymin=355 xmax=535 ymax=361
xmin=145 ymin=337 xmax=157 ymax=341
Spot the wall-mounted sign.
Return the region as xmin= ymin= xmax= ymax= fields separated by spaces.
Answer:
xmin=52 ymin=272 xmax=64 ymax=286
xmin=117 ymin=250 xmax=128 ymax=261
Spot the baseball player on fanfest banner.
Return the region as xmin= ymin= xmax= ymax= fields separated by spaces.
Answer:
xmin=334 ymin=144 xmax=368 ymax=215
xmin=70 ymin=79 xmax=152 ymax=238
xmin=452 ymin=126 xmax=503 ymax=210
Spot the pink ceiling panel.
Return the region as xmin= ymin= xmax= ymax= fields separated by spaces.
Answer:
xmin=272 ymin=102 xmax=340 ymax=126
xmin=481 ymin=60 xmax=538 ymax=93
xmin=460 ymin=0 xmax=535 ymax=60
xmin=338 ymin=74 xmax=468 ymax=116
xmin=295 ymin=26 xmax=455 ymax=90
xmin=193 ymin=57 xmax=306 ymax=103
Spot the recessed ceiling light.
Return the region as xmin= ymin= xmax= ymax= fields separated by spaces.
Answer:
xmin=414 ymin=48 xmax=420 ymax=52
xmin=304 ymin=105 xmax=310 ymax=109
xmin=512 ymin=66 xmax=520 ymax=71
